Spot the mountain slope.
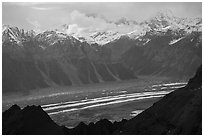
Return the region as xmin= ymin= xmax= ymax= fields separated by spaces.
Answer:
xmin=120 ymin=31 xmax=201 ymax=78
xmin=2 ymin=28 xmax=135 ymax=93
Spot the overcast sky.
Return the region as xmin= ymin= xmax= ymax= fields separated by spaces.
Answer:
xmin=2 ymin=2 xmax=202 ymax=32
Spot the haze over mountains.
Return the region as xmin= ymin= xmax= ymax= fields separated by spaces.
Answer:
xmin=2 ymin=11 xmax=202 ymax=93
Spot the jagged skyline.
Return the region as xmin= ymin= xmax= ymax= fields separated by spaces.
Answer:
xmin=3 ymin=2 xmax=202 ymax=32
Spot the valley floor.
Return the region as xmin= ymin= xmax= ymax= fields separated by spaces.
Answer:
xmin=2 ymin=76 xmax=187 ymax=127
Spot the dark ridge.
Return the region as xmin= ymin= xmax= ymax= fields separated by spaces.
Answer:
xmin=186 ymin=65 xmax=202 ymax=89
xmin=3 ymin=105 xmax=65 ymax=135
xmin=2 ymin=65 xmax=202 ymax=135
xmin=2 ymin=104 xmax=21 ymax=122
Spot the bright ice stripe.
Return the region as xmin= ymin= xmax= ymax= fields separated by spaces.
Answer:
xmin=152 ymin=82 xmax=187 ymax=87
xmin=44 ymin=83 xmax=185 ymax=108
xmin=45 ymin=90 xmax=172 ymax=109
xmin=43 ymin=92 xmax=132 ymax=108
xmin=42 ymin=100 xmax=86 ymax=108
xmin=163 ymin=83 xmax=187 ymax=86
xmin=161 ymin=87 xmax=168 ymax=90
xmin=48 ymin=95 xmax=164 ymax=115
xmin=43 ymin=91 xmax=171 ymax=111
xmin=169 ymin=85 xmax=186 ymax=89
xmin=42 ymin=94 xmax=118 ymax=108
xmin=169 ymin=37 xmax=184 ymax=45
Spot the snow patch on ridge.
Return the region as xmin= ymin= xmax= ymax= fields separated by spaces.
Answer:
xmin=169 ymin=37 xmax=184 ymax=45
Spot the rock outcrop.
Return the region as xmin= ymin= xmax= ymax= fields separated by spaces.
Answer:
xmin=3 ymin=105 xmax=66 ymax=135
xmin=114 ymin=65 xmax=202 ymax=135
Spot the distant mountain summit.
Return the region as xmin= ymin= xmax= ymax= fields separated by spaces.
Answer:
xmin=56 ymin=10 xmax=201 ymax=45
xmin=2 ymin=10 xmax=201 ymax=46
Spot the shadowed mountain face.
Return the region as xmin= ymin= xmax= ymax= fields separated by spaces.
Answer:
xmin=2 ymin=31 xmax=135 ymax=93
xmin=109 ymin=31 xmax=202 ymax=78
xmin=2 ymin=65 xmax=202 ymax=135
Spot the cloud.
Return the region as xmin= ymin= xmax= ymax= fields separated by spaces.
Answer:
xmin=31 ymin=6 xmax=54 ymax=11
xmin=64 ymin=10 xmax=138 ymax=36
xmin=70 ymin=10 xmax=107 ymax=28
xmin=66 ymin=10 xmax=115 ymax=35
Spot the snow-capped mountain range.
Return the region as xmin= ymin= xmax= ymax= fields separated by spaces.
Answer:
xmin=2 ymin=11 xmax=202 ymax=46
xmin=2 ymin=11 xmax=202 ymax=93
